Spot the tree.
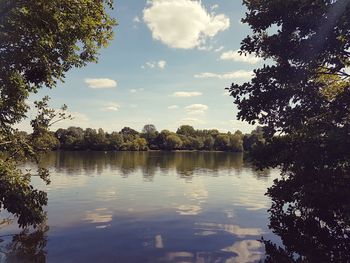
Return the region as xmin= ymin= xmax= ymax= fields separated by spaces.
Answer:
xmin=142 ymin=124 xmax=157 ymax=134
xmin=0 ymin=0 xmax=116 ymax=227
xmin=120 ymin=127 xmax=139 ymax=143
xmin=155 ymin=130 xmax=171 ymax=150
xmin=83 ymin=128 xmax=97 ymax=148
xmin=229 ymin=0 xmax=350 ymax=260
xmin=141 ymin=124 xmax=158 ymax=149
xmin=203 ymin=136 xmax=215 ymax=150
xmin=165 ymin=134 xmax=183 ymax=150
xmin=109 ymin=132 xmax=123 ymax=150
xmin=176 ymin=125 xmax=196 ymax=137
xmin=230 ymin=0 xmax=350 ymax=144
xmin=229 ymin=0 xmax=350 ymax=172
xmin=229 ymin=133 xmax=243 ymax=152
xmin=214 ymin=134 xmax=230 ymax=151
xmin=243 ymin=126 xmax=265 ymax=152
xmin=131 ymin=138 xmax=148 ymax=151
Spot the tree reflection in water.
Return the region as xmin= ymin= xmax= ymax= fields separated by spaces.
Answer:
xmin=262 ymin=167 xmax=350 ymax=262
xmin=0 ymin=225 xmax=48 ymax=263
xmin=38 ymin=151 xmax=251 ymax=179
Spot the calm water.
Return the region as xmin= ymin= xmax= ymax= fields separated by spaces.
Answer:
xmin=0 ymin=151 xmax=280 ymax=263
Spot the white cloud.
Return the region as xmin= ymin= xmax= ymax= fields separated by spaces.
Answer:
xmin=146 ymin=62 xmax=156 ymax=68
xmin=214 ymin=46 xmax=224 ymax=52
xmin=185 ymin=104 xmax=208 ymax=115
xmin=133 ymin=16 xmax=141 ymax=29
xmin=101 ymin=103 xmax=120 ymax=112
xmin=198 ymin=45 xmax=213 ymax=51
xmin=158 ymin=60 xmax=167 ymax=69
xmin=133 ymin=16 xmax=141 ymax=23
xmin=173 ymin=91 xmax=202 ymax=97
xmin=168 ymin=105 xmax=179 ymax=110
xmin=143 ymin=60 xmax=167 ymax=69
xmin=194 ymin=70 xmax=254 ymax=80
xmin=220 ymin=50 xmax=262 ymax=64
xmin=221 ymin=240 xmax=263 ymax=263
xmin=85 ymin=78 xmax=117 ymax=89
xmin=143 ymin=0 xmax=230 ymax=49
xmin=211 ymin=4 xmax=219 ymax=10
xmin=130 ymin=88 xmax=144 ymax=93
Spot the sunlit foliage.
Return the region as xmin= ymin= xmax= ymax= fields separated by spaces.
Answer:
xmin=0 ymin=0 xmax=116 ymax=227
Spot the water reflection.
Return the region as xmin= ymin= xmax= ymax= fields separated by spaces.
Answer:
xmin=222 ymin=240 xmax=263 ymax=263
xmin=2 ymin=151 xmax=280 ymax=263
xmin=0 ymin=225 xmax=48 ymax=263
xmin=196 ymin=223 xmax=263 ymax=237
xmin=262 ymin=168 xmax=350 ymax=262
xmin=39 ymin=151 xmax=249 ymax=178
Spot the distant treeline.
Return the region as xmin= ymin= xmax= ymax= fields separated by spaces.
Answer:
xmin=36 ymin=125 xmax=265 ymax=152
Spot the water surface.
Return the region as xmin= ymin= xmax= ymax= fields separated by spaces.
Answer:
xmin=0 ymin=151 xmax=280 ymax=263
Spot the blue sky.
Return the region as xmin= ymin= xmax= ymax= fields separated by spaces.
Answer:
xmin=27 ymin=0 xmax=263 ymax=134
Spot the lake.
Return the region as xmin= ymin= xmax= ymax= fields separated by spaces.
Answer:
xmin=0 ymin=151 xmax=280 ymax=263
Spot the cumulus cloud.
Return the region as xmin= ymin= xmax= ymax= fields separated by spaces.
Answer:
xmin=85 ymin=78 xmax=117 ymax=89
xmin=168 ymin=105 xmax=179 ymax=109
xmin=173 ymin=91 xmax=202 ymax=97
xmin=185 ymin=104 xmax=208 ymax=115
xmin=194 ymin=70 xmax=254 ymax=80
xmin=143 ymin=0 xmax=230 ymax=49
xmin=220 ymin=50 xmax=262 ymax=64
xmin=142 ymin=60 xmax=167 ymax=69
xmin=101 ymin=103 xmax=120 ymax=112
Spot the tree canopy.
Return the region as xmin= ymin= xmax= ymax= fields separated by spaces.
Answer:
xmin=47 ymin=124 xmax=257 ymax=152
xmin=231 ymin=0 xmax=350 ymax=260
xmin=0 ymin=0 xmax=116 ymax=227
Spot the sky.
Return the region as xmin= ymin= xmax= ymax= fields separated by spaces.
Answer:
xmin=24 ymin=0 xmax=264 ymax=134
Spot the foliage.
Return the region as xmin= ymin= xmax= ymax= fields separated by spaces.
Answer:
xmin=0 ymin=224 xmax=49 ymax=262
xmin=142 ymin=124 xmax=157 ymax=134
xmin=262 ymin=168 xmax=350 ymax=262
xmin=50 ymin=125 xmax=254 ymax=152
xmin=0 ymin=0 xmax=116 ymax=227
xmin=164 ymin=134 xmax=183 ymax=150
xmin=230 ymin=0 xmax=350 ymax=260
